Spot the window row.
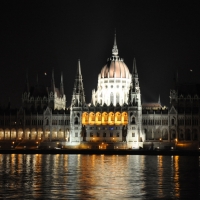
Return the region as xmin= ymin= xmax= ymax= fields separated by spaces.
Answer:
xmin=143 ymin=119 xmax=168 ymax=125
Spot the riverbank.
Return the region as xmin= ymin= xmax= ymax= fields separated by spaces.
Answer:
xmin=0 ymin=149 xmax=200 ymax=155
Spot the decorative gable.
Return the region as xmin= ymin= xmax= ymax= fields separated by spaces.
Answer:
xmin=44 ymin=107 xmax=52 ymax=116
xmin=169 ymin=106 xmax=177 ymax=114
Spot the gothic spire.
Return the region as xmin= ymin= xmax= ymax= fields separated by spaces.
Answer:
xmin=158 ymin=94 xmax=161 ymax=104
xmin=60 ymin=72 xmax=64 ymax=96
xmin=112 ymin=30 xmax=118 ymax=56
xmin=71 ymin=59 xmax=85 ymax=107
xmin=77 ymin=59 xmax=82 ymax=76
xmin=133 ymin=58 xmax=137 ymax=75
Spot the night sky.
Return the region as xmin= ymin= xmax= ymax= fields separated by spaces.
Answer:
xmin=1 ymin=1 xmax=200 ymax=108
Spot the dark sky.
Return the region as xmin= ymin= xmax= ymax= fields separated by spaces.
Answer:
xmin=1 ymin=0 xmax=200 ymax=108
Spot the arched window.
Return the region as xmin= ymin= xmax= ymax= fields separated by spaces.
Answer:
xmin=110 ymin=92 xmax=114 ymax=104
xmin=74 ymin=117 xmax=78 ymax=124
xmin=131 ymin=117 xmax=135 ymax=124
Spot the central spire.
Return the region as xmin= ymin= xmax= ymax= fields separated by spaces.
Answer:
xmin=112 ymin=30 xmax=118 ymax=56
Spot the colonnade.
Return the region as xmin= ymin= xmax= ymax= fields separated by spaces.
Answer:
xmin=81 ymin=111 xmax=128 ymax=125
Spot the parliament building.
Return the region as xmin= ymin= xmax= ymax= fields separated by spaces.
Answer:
xmin=0 ymin=34 xmax=199 ymax=150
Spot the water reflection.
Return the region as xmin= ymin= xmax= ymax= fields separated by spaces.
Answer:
xmin=0 ymin=154 xmax=199 ymax=199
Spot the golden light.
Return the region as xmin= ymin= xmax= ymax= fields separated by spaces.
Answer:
xmin=36 ymin=141 xmax=38 ymax=144
xmin=12 ymin=142 xmax=14 ymax=144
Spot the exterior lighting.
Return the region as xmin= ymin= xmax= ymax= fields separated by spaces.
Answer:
xmin=36 ymin=141 xmax=38 ymax=144
xmin=12 ymin=142 xmax=14 ymax=144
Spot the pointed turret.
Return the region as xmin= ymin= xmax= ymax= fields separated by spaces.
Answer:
xmin=158 ymin=94 xmax=161 ymax=104
xmin=112 ymin=30 xmax=118 ymax=56
xmin=131 ymin=58 xmax=139 ymax=92
xmin=71 ymin=59 xmax=85 ymax=107
xmin=133 ymin=58 xmax=138 ymax=77
xmin=128 ymin=57 xmax=141 ymax=107
xmin=60 ymin=72 xmax=64 ymax=96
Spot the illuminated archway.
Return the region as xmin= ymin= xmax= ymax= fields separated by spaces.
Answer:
xmin=95 ymin=112 xmax=102 ymax=125
xmin=18 ymin=128 xmax=24 ymax=140
xmin=52 ymin=128 xmax=57 ymax=140
xmin=89 ymin=112 xmax=95 ymax=125
xmin=115 ymin=112 xmax=121 ymax=125
xmin=121 ymin=112 xmax=128 ymax=125
xmin=5 ymin=129 xmax=10 ymax=140
xmin=102 ymin=112 xmax=108 ymax=125
xmin=82 ymin=112 xmax=89 ymax=125
xmin=45 ymin=129 xmax=50 ymax=140
xmin=108 ymin=112 xmax=115 ymax=125
xmin=37 ymin=128 xmax=43 ymax=140
xmin=31 ymin=128 xmax=37 ymax=140
xmin=0 ymin=129 xmax=4 ymax=140
xmin=58 ymin=129 xmax=64 ymax=139
xmin=11 ymin=129 xmax=16 ymax=139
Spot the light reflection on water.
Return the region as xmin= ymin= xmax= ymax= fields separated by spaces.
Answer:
xmin=0 ymin=154 xmax=199 ymax=199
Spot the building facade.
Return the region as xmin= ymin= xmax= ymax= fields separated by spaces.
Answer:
xmin=0 ymin=34 xmax=199 ymax=150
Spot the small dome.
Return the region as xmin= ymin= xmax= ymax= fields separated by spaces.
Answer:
xmin=100 ymin=57 xmax=131 ymax=79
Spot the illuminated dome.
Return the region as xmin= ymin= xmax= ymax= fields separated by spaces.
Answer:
xmin=91 ymin=33 xmax=132 ymax=106
xmin=100 ymin=57 xmax=131 ymax=79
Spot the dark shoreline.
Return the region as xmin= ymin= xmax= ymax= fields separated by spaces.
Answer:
xmin=0 ymin=149 xmax=200 ymax=156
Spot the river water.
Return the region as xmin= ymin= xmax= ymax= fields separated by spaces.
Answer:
xmin=0 ymin=154 xmax=199 ymax=199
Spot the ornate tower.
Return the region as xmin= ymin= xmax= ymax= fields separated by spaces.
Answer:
xmin=60 ymin=72 xmax=64 ymax=97
xmin=70 ymin=59 xmax=86 ymax=143
xmin=127 ymin=58 xmax=143 ymax=148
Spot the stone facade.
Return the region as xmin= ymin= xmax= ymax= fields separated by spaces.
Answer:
xmin=0 ymin=34 xmax=199 ymax=150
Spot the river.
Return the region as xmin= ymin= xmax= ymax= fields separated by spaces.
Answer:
xmin=0 ymin=154 xmax=199 ymax=199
